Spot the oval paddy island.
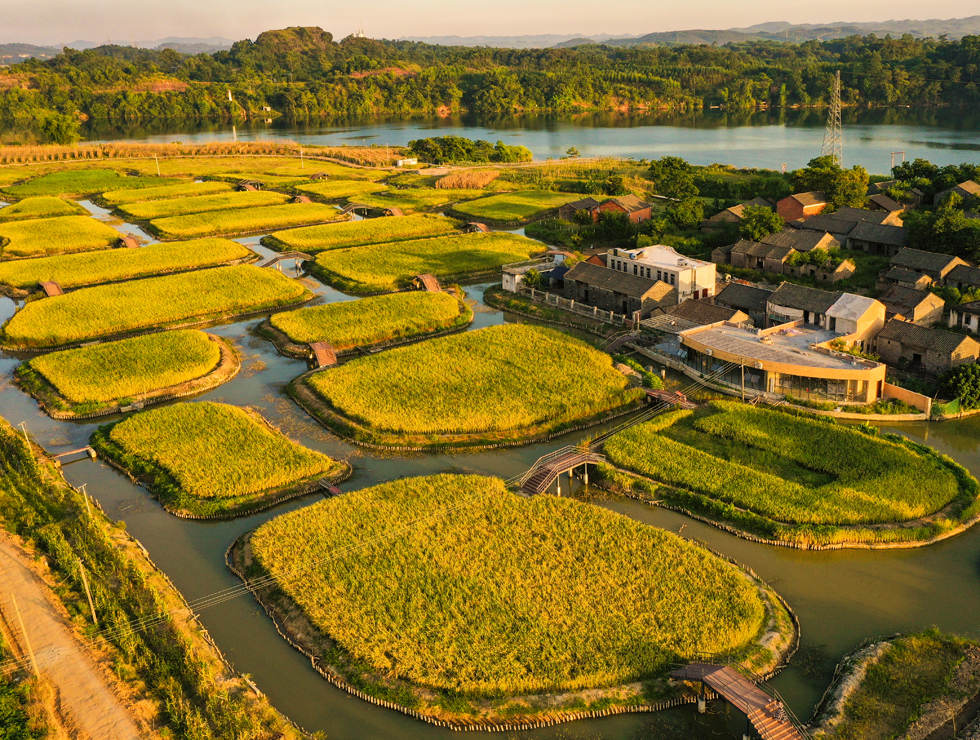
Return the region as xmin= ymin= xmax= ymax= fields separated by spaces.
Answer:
xmin=91 ymin=401 xmax=350 ymax=518
xmin=16 ymin=330 xmax=240 ymax=419
xmin=97 ymin=179 xmax=236 ymax=206
xmin=0 ymin=195 xmax=88 ymax=223
xmin=229 ymin=474 xmax=796 ymax=728
xmin=291 ymin=323 xmax=646 ymax=449
xmin=0 ymin=213 xmax=125 ymax=259
xmin=260 ymin=213 xmax=463 ymax=253
xmin=147 ymin=202 xmax=345 ymax=240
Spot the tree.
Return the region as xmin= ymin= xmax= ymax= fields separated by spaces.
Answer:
xmin=522 ymin=268 xmax=542 ymax=288
xmin=793 ymin=155 xmax=868 ymax=208
xmin=908 ymin=194 xmax=980 ymax=261
xmin=565 ymin=146 xmax=580 ymax=157
xmin=940 ymin=364 xmax=980 ymax=410
xmin=40 ymin=112 xmax=80 ymax=145
xmin=739 ymin=205 xmax=783 ymax=241
xmin=648 ymin=156 xmax=699 ymax=200
xmin=603 ymin=175 xmax=629 ymax=196
xmin=667 ymin=198 xmax=704 ymax=230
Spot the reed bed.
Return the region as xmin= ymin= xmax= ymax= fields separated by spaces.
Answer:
xmin=250 ymin=474 xmax=768 ymax=695
xmin=0 ymin=215 xmax=122 ymax=258
xmin=263 ymin=213 xmax=460 ymax=253
xmin=0 ymin=196 xmax=86 ymax=222
xmin=435 ymin=170 xmax=500 ymax=189
xmin=2 ymin=168 xmax=172 ymax=197
xmin=100 ymin=181 xmax=234 ymax=205
xmin=117 ymin=190 xmax=290 ymax=220
xmin=149 ymin=203 xmax=341 ymax=239
xmin=452 ymin=190 xmax=574 ymax=222
xmin=0 ymin=140 xmax=305 ymax=165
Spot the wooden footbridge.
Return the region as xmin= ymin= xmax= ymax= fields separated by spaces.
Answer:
xmin=51 ymin=446 xmax=97 ymax=464
xmin=259 ymin=252 xmax=313 ymax=269
xmin=517 ymin=445 xmax=605 ymax=496
xmin=672 ymin=663 xmax=809 ymax=740
xmin=309 ymin=341 xmax=337 ymax=368
xmin=339 ymin=202 xmax=371 ymax=215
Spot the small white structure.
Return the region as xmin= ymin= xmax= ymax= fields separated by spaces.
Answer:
xmin=606 ymin=245 xmax=716 ymax=303
xmin=502 ymin=253 xmax=570 ymax=293
xmin=395 ymin=158 xmax=418 ymax=167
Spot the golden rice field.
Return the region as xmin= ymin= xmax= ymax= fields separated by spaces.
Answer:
xmin=0 ymin=238 xmax=252 ymax=290
xmin=452 ymin=190 xmax=575 ymax=222
xmin=357 ymin=188 xmax=485 ymax=212
xmin=1 ymin=264 xmax=309 ymax=348
xmin=303 ymin=324 xmax=641 ymax=443
xmin=92 ymin=401 xmax=345 ymax=516
xmin=263 ymin=213 xmax=460 ymax=253
xmin=0 ymin=196 xmax=87 ymax=222
xmin=24 ymin=330 xmax=222 ymax=404
xmin=0 ymin=215 xmax=123 ymax=258
xmin=294 ymin=180 xmax=388 ymax=200
xmin=150 ymin=203 xmax=341 ymax=239
xmin=312 ymin=232 xmax=540 ymax=293
xmin=249 ymin=474 xmax=769 ymax=695
xmin=100 ymin=180 xmax=235 ymax=205
xmin=270 ymin=291 xmax=469 ymax=349
xmin=116 ymin=190 xmax=290 ymax=220
xmin=2 ymin=168 xmax=172 ymax=197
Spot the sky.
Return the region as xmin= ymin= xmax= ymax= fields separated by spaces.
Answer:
xmin=3 ymin=0 xmax=979 ymax=46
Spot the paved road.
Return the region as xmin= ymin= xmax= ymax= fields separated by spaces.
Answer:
xmin=0 ymin=533 xmax=142 ymax=740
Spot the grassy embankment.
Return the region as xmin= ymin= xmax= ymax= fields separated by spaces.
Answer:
xmin=602 ymin=402 xmax=980 ymax=547
xmin=294 ymin=179 xmax=387 ymax=200
xmin=0 ymin=195 xmax=87 ymax=222
xmin=17 ymin=330 xmax=234 ymax=416
xmin=242 ymin=474 xmax=789 ymax=719
xmin=0 ymin=417 xmax=303 ymax=737
xmin=0 ymin=237 xmax=253 ymax=291
xmin=311 ymin=231 xmax=541 ymax=293
xmin=2 ymin=168 xmax=172 ymax=197
xmin=296 ymin=324 xmax=645 ymax=448
xmin=1 ymin=264 xmax=311 ymax=349
xmin=262 ymin=212 xmax=461 ymax=253
xmin=0 ymin=215 xmax=122 ymax=258
xmin=115 ymin=190 xmax=290 ymax=220
xmin=0 ymin=633 xmax=47 ymax=738
xmin=91 ymin=401 xmax=348 ymax=517
xmin=149 ymin=202 xmax=341 ymax=239
xmin=99 ymin=180 xmax=234 ymax=205
xmin=266 ymin=290 xmax=472 ymax=353
xmin=451 ymin=190 xmax=574 ymax=222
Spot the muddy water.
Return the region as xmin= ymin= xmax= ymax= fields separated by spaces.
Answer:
xmin=2 ymin=225 xmax=980 ymax=739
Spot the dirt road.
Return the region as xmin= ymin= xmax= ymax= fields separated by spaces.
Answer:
xmin=0 ymin=533 xmax=143 ymax=740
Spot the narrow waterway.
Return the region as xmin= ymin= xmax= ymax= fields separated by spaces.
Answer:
xmin=1 ymin=220 xmax=979 ymax=739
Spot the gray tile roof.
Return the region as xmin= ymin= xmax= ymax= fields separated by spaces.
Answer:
xmin=788 ymin=191 xmax=829 ymax=207
xmin=849 ymin=222 xmax=909 ymax=247
xmin=869 ymin=194 xmax=905 ymax=212
xmin=605 ymin=194 xmax=652 ymax=213
xmin=834 ymin=207 xmax=895 ymax=224
xmin=890 ymin=248 xmax=963 ymax=273
xmin=768 ymin=282 xmax=842 ymax=315
xmin=563 ymin=261 xmax=669 ymax=298
xmin=799 ymin=214 xmax=859 ymax=235
xmin=879 ymin=285 xmax=940 ymax=314
xmin=562 ymin=197 xmax=601 ymax=211
xmin=762 ymin=229 xmax=839 ymax=252
xmin=877 ymin=319 xmax=977 ymax=354
xmin=667 ymin=299 xmax=745 ymax=325
xmin=730 ymin=239 xmax=794 ymax=261
xmin=947 ymin=264 xmax=980 ymax=288
xmin=882 ymin=266 xmax=931 ymax=284
xmin=715 ymin=282 xmax=774 ymax=313
xmin=954 ymin=301 xmax=980 ymax=317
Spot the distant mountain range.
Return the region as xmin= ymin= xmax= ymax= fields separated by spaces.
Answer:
xmin=397 ymin=33 xmax=638 ymax=49
xmin=0 ymin=36 xmax=234 ymax=62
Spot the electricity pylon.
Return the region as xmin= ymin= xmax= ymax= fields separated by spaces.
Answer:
xmin=821 ymin=70 xmax=843 ymax=167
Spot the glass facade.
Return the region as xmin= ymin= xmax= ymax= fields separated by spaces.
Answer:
xmin=770 ymin=373 xmax=868 ymax=403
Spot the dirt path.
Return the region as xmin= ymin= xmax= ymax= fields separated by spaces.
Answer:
xmin=0 ymin=533 xmax=143 ymax=740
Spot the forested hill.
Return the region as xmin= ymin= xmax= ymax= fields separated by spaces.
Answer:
xmin=2 ymin=26 xmax=979 ymax=143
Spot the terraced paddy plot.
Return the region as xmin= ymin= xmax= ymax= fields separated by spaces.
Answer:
xmin=248 ymin=474 xmax=773 ymax=697
xmin=1 ymin=264 xmax=310 ymax=349
xmin=0 ymin=215 xmax=122 ymax=258
xmin=357 ymin=188 xmax=485 ymax=212
xmin=312 ymin=232 xmax=540 ymax=293
xmin=117 ymin=190 xmax=291 ymax=220
xmin=0 ymin=196 xmax=87 ymax=222
xmin=263 ymin=213 xmax=461 ymax=253
xmin=214 ymin=172 xmax=311 ymax=186
xmin=452 ymin=190 xmax=575 ymax=222
xmin=92 ymin=402 xmax=346 ymax=517
xmin=0 ymin=238 xmax=252 ymax=290
xmin=270 ymin=291 xmax=470 ymax=350
xmin=300 ymin=324 xmax=643 ymax=446
xmin=101 ymin=180 xmax=235 ymax=205
xmin=294 ymin=180 xmax=388 ymax=201
xmin=150 ymin=203 xmax=341 ymax=239
xmin=2 ymin=169 xmax=172 ymax=198
xmin=603 ymin=402 xmax=980 ymax=546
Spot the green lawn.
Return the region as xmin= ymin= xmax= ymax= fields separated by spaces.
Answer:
xmin=100 ymin=180 xmax=235 ymax=205
xmin=116 ymin=190 xmax=290 ymax=220
xmin=2 ymin=169 xmax=173 ymax=197
xmin=263 ymin=213 xmax=461 ymax=253
xmin=0 ymin=196 xmax=87 ymax=222
xmin=294 ymin=180 xmax=388 ymax=200
xmin=149 ymin=203 xmax=341 ymax=239
xmin=0 ymin=215 xmax=122 ymax=258
xmin=452 ymin=190 xmax=575 ymax=222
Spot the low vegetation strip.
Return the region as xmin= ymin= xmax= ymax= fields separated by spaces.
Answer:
xmin=0 ymin=237 xmax=253 ymax=290
xmin=0 ymin=215 xmax=122 ymax=258
xmin=91 ymin=401 xmax=347 ymax=517
xmin=294 ymin=179 xmax=388 ymax=200
xmin=452 ymin=190 xmax=575 ymax=222
xmin=1 ymin=264 xmax=310 ymax=348
xmin=2 ymin=169 xmax=172 ymax=197
xmin=262 ymin=213 xmax=461 ymax=253
xmin=312 ymin=232 xmax=540 ymax=293
xmin=301 ymin=324 xmax=643 ymax=446
xmin=357 ymin=188 xmax=485 ymax=212
xmin=116 ymin=190 xmax=290 ymax=220
xmin=0 ymin=195 xmax=86 ymax=222
xmin=247 ymin=474 xmax=771 ymax=699
xmin=269 ymin=290 xmax=471 ymax=350
xmin=149 ymin=202 xmax=342 ymax=238
xmin=100 ymin=180 xmax=234 ymax=205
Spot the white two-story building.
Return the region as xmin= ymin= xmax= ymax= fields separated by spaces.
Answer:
xmin=606 ymin=245 xmax=716 ymax=304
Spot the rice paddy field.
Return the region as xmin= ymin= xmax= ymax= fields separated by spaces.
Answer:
xmin=263 ymin=213 xmax=460 ymax=253
xmin=301 ymin=324 xmax=642 ymax=445
xmin=269 ymin=291 xmax=470 ymax=350
xmin=294 ymin=180 xmax=388 ymax=200
xmin=91 ymin=401 xmax=346 ymax=517
xmin=100 ymin=180 xmax=235 ymax=205
xmin=312 ymin=232 xmax=540 ymax=293
xmin=0 ymin=238 xmax=253 ymax=290
xmin=602 ymin=402 xmax=980 ymax=544
xmin=0 ymin=215 xmax=122 ymax=258
xmin=213 ymin=172 xmax=312 ymax=186
xmin=149 ymin=203 xmax=341 ymax=239
xmin=116 ymin=190 xmax=290 ymax=220
xmin=452 ymin=190 xmax=575 ymax=222
xmin=1 ymin=264 xmax=310 ymax=348
xmin=357 ymin=188 xmax=485 ymax=212
xmin=20 ymin=330 xmax=223 ymax=408
xmin=248 ymin=474 xmax=772 ymax=696
xmin=2 ymin=168 xmax=172 ymax=197
xmin=0 ymin=196 xmax=87 ymax=222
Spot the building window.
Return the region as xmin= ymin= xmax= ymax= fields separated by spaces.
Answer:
xmin=633 ymin=265 xmax=638 ymax=275
xmin=657 ymin=270 xmax=662 ymax=281
xmin=670 ymin=274 xmax=676 ymax=286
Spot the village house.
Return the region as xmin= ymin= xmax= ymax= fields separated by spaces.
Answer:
xmin=606 ymin=245 xmax=715 ymax=302
xmin=700 ymin=197 xmax=775 ymax=232
xmin=949 ymin=301 xmax=980 ymax=334
xmin=557 ymin=195 xmax=653 ymax=224
xmin=877 ymin=285 xmax=946 ymax=327
xmin=767 ymin=282 xmax=886 ymax=349
xmin=714 ymin=282 xmax=774 ymax=327
xmin=846 ymin=222 xmax=909 ymax=256
xmin=711 ymin=229 xmax=840 ymax=266
xmin=937 ymin=180 xmax=980 ymax=204
xmin=715 ymin=230 xmax=853 ymax=283
xmin=875 ymin=319 xmax=980 ymax=375
xmin=776 ymin=191 xmax=829 ymax=222
xmin=562 ymin=262 xmax=676 ymax=318
xmin=944 ymin=264 xmax=980 ymax=294
xmin=876 ymin=266 xmax=934 ymax=292
xmin=651 ymin=299 xmax=750 ymax=327
xmin=867 ymin=193 xmax=905 ymax=214
xmin=501 ymin=253 xmax=571 ymax=292
xmin=557 ymin=197 xmax=602 ymax=222
xmin=889 ymin=248 xmax=969 ymax=283
xmin=795 ymin=207 xmax=906 ymax=254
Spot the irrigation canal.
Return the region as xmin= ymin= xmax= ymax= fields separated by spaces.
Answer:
xmin=1 ymin=221 xmax=980 ymax=739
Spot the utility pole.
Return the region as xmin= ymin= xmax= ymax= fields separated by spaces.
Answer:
xmin=154 ymin=155 xmax=161 ymax=176
xmin=300 ymin=146 xmax=304 ymax=168
xmin=821 ymin=70 xmax=843 ymax=167
xmin=18 ymin=421 xmax=29 ymax=448
xmin=740 ymin=357 xmax=746 ymax=402
xmin=80 ymin=483 xmax=92 ymax=519
xmin=78 ymin=560 xmax=98 ymax=626
xmin=11 ymin=595 xmax=40 ymax=679
xmin=891 ymin=150 xmax=906 ymax=170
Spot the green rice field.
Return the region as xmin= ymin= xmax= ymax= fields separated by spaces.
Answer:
xmin=357 ymin=188 xmax=485 ymax=212
xmin=263 ymin=213 xmax=460 ymax=253
xmin=301 ymin=324 xmax=642 ymax=445
xmin=294 ymin=180 xmax=388 ymax=200
xmin=452 ymin=190 xmax=574 ymax=222
xmin=2 ymin=264 xmax=310 ymax=348
xmin=116 ymin=190 xmax=289 ymax=220
xmin=92 ymin=401 xmax=345 ymax=517
xmin=2 ymin=169 xmax=172 ymax=197
xmin=0 ymin=196 xmax=87 ymax=222
xmin=213 ymin=172 xmax=312 ymax=186
xmin=312 ymin=232 xmax=540 ymax=293
xmin=100 ymin=180 xmax=235 ymax=205
xmin=0 ymin=238 xmax=253 ymax=290
xmin=0 ymin=215 xmax=123 ymax=258
xmin=150 ymin=203 xmax=341 ymax=239
xmin=270 ymin=291 xmax=470 ymax=350
xmin=249 ymin=474 xmax=770 ymax=695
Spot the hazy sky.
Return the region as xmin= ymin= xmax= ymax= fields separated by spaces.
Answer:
xmin=4 ymin=0 xmax=979 ymax=46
